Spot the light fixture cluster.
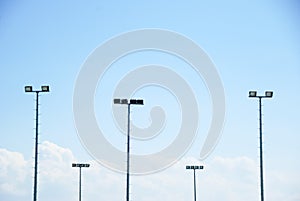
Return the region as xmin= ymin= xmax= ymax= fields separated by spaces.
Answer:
xmin=186 ymin=165 xmax=204 ymax=170
xmin=249 ymin=91 xmax=273 ymax=98
xmin=113 ymin=98 xmax=144 ymax=105
xmin=25 ymin=85 xmax=50 ymax=92
xmin=72 ymin=163 xmax=90 ymax=168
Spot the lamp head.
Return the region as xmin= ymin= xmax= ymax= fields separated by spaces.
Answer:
xmin=113 ymin=98 xmax=121 ymax=104
xmin=41 ymin=86 xmax=50 ymax=92
xmin=72 ymin=163 xmax=90 ymax=168
xmin=186 ymin=165 xmax=204 ymax=170
xmin=265 ymin=91 xmax=273 ymax=98
xmin=25 ymin=86 xmax=33 ymax=92
xmin=130 ymin=99 xmax=144 ymax=105
xmin=114 ymin=98 xmax=128 ymax=104
xmin=249 ymin=91 xmax=257 ymax=97
xmin=121 ymin=99 xmax=128 ymax=104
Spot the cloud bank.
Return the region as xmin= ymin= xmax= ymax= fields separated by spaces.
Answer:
xmin=0 ymin=141 xmax=299 ymax=201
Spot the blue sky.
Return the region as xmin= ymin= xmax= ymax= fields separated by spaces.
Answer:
xmin=0 ymin=0 xmax=299 ymax=200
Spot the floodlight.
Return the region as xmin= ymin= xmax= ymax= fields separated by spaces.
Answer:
xmin=186 ymin=165 xmax=204 ymax=170
xmin=25 ymin=86 xmax=33 ymax=92
xmin=41 ymin=86 xmax=49 ymax=92
xmin=72 ymin=163 xmax=89 ymax=168
xmin=265 ymin=91 xmax=273 ymax=98
xmin=114 ymin=98 xmax=128 ymax=104
xmin=136 ymin=99 xmax=144 ymax=105
xmin=130 ymin=99 xmax=137 ymax=104
xmin=114 ymin=99 xmax=121 ymax=104
xmin=249 ymin=91 xmax=257 ymax=97
xmin=129 ymin=99 xmax=144 ymax=105
xmin=121 ymin=99 xmax=128 ymax=104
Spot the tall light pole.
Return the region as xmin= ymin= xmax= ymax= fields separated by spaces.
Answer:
xmin=72 ymin=163 xmax=90 ymax=201
xmin=25 ymin=85 xmax=50 ymax=201
xmin=249 ymin=90 xmax=273 ymax=201
xmin=186 ymin=165 xmax=204 ymax=201
xmin=113 ymin=98 xmax=144 ymax=201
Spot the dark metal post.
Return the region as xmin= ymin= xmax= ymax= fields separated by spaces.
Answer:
xmin=186 ymin=165 xmax=203 ymax=201
xmin=193 ymin=169 xmax=197 ymax=201
xmin=72 ymin=163 xmax=89 ymax=201
xmin=249 ymin=91 xmax=273 ymax=201
xmin=79 ymin=167 xmax=82 ymax=201
xmin=25 ymin=85 xmax=49 ymax=201
xmin=126 ymin=103 xmax=130 ymax=201
xmin=113 ymin=98 xmax=143 ymax=201
xmin=259 ymin=97 xmax=264 ymax=201
xmin=33 ymin=92 xmax=39 ymax=201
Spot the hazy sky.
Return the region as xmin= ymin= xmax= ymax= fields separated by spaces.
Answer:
xmin=0 ymin=1 xmax=299 ymax=201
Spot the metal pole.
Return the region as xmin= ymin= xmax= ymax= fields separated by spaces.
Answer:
xmin=126 ymin=103 xmax=130 ymax=201
xmin=193 ymin=169 xmax=197 ymax=201
xmin=33 ymin=92 xmax=39 ymax=201
xmin=259 ymin=97 xmax=264 ymax=201
xmin=79 ymin=167 xmax=82 ymax=201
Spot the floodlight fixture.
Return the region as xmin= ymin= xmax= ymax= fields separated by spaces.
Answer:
xmin=186 ymin=165 xmax=204 ymax=170
xmin=25 ymin=86 xmax=33 ymax=92
xmin=72 ymin=163 xmax=90 ymax=168
xmin=265 ymin=91 xmax=273 ymax=98
xmin=249 ymin=91 xmax=257 ymax=97
xmin=41 ymin=85 xmax=50 ymax=92
xmin=114 ymin=98 xmax=144 ymax=105
xmin=130 ymin=99 xmax=144 ymax=105
xmin=114 ymin=98 xmax=121 ymax=104
xmin=249 ymin=90 xmax=274 ymax=99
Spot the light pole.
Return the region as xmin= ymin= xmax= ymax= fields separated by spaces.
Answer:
xmin=72 ymin=163 xmax=90 ymax=201
xmin=25 ymin=85 xmax=50 ymax=201
xmin=249 ymin=90 xmax=273 ymax=201
xmin=186 ymin=165 xmax=204 ymax=201
xmin=113 ymin=98 xmax=144 ymax=201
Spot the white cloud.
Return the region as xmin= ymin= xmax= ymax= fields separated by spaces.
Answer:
xmin=131 ymin=156 xmax=257 ymax=201
xmin=0 ymin=148 xmax=31 ymax=199
xmin=0 ymin=141 xmax=299 ymax=201
xmin=38 ymin=141 xmax=78 ymax=201
xmin=265 ymin=168 xmax=300 ymax=201
xmin=201 ymin=156 xmax=258 ymax=201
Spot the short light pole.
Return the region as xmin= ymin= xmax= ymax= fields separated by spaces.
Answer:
xmin=25 ymin=85 xmax=50 ymax=201
xmin=113 ymin=98 xmax=144 ymax=201
xmin=249 ymin=90 xmax=273 ymax=201
xmin=72 ymin=163 xmax=90 ymax=201
xmin=186 ymin=165 xmax=204 ymax=201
